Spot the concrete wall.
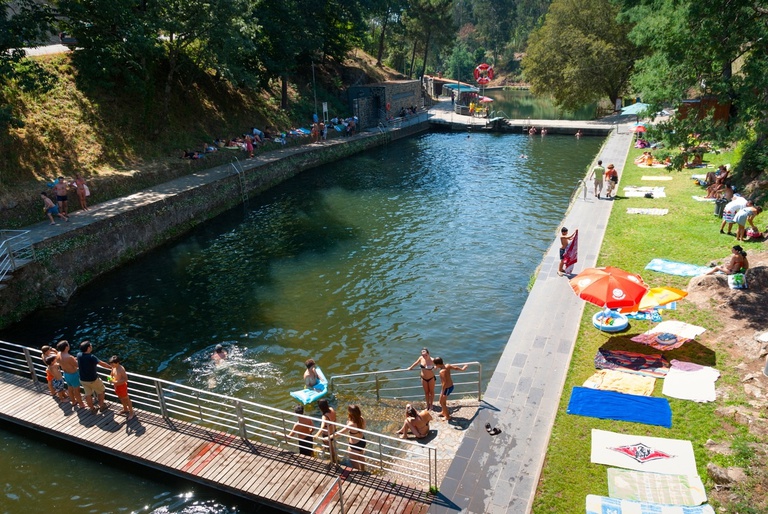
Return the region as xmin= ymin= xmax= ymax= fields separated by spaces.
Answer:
xmin=1 ymin=131 xmax=430 ymax=327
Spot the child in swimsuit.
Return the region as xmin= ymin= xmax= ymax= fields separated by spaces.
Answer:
xmin=434 ymin=357 xmax=468 ymax=421
xmin=41 ymin=345 xmax=57 ymax=395
xmin=333 ymin=404 xmax=366 ymax=471
xmin=44 ymin=354 xmax=69 ymax=401
xmin=315 ymin=399 xmax=337 ymax=464
xmin=108 ymin=355 xmax=135 ymax=419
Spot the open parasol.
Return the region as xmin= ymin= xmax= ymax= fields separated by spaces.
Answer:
xmin=625 ymin=286 xmax=688 ymax=312
xmin=569 ymin=267 xmax=648 ymax=310
xmin=631 ymin=125 xmax=647 ymax=133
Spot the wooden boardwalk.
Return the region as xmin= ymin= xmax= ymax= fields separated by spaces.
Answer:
xmin=0 ymin=371 xmax=432 ymax=513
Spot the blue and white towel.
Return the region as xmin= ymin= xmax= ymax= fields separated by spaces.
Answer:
xmin=645 ymin=259 xmax=710 ymax=277
xmin=587 ymin=495 xmax=715 ymax=514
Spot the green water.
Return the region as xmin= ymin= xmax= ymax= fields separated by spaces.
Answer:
xmin=0 ymin=132 xmax=603 ymax=513
xmin=486 ymin=89 xmax=597 ymax=120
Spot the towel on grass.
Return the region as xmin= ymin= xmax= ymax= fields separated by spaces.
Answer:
xmin=690 ymin=174 xmax=707 ymax=180
xmin=583 ymin=370 xmax=656 ymax=396
xmin=567 ymin=387 xmax=672 ymax=427
xmin=624 ymin=186 xmax=667 ymax=198
xmin=625 ymin=310 xmax=663 ymax=322
xmin=586 ymin=495 xmax=714 ymax=514
xmin=641 ymin=176 xmax=673 ymax=180
xmin=591 ymin=429 xmax=698 ymax=475
xmin=627 ymin=208 xmax=669 ymax=215
xmin=692 ymin=196 xmax=716 ymax=202
xmin=650 ymin=321 xmax=706 ymax=339
xmin=631 ymin=333 xmax=690 ymax=351
xmin=595 ymin=348 xmax=670 ymax=378
xmin=645 ymin=259 xmax=711 ymax=277
xmin=608 ymin=468 xmax=708 ymax=506
xmin=624 ymin=186 xmax=664 ymax=192
xmin=662 ymin=360 xmax=719 ymax=403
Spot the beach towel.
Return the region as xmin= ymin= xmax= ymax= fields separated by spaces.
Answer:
xmin=608 ymin=468 xmax=708 ymax=506
xmin=641 ymin=176 xmax=673 ymax=180
xmin=624 ymin=187 xmax=666 ymax=198
xmin=645 ymin=259 xmax=711 ymax=277
xmin=649 ymin=321 xmax=706 ymax=339
xmin=587 ymin=495 xmax=714 ymax=514
xmin=595 ymin=349 xmax=670 ymax=378
xmin=591 ymin=429 xmax=698 ymax=475
xmin=662 ymin=360 xmax=719 ymax=403
xmin=625 ymin=310 xmax=663 ymax=322
xmin=691 ymin=196 xmax=716 ymax=202
xmin=637 ymin=163 xmax=670 ymax=168
xmin=583 ymin=370 xmax=655 ymax=396
xmin=627 ymin=208 xmax=669 ymax=215
xmin=690 ymin=174 xmax=707 ymax=180
xmin=567 ymin=387 xmax=672 ymax=427
xmin=624 ymin=186 xmax=664 ymax=192
xmin=630 ymin=333 xmax=690 ymax=351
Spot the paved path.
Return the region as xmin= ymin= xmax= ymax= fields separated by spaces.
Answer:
xmin=429 ymin=124 xmax=635 ymax=514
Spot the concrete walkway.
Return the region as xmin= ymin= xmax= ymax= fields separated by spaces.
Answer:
xmin=428 ymin=124 xmax=634 ymax=514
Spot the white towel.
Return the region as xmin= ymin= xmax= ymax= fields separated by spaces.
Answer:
xmin=662 ymin=360 xmax=719 ymax=403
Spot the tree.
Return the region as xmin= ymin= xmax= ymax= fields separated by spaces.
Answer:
xmin=522 ymin=0 xmax=640 ymax=110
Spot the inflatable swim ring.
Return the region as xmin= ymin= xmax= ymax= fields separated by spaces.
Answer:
xmin=290 ymin=367 xmax=329 ymax=405
xmin=592 ymin=310 xmax=629 ymax=332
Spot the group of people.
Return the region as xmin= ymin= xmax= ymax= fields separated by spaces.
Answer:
xmin=634 ymin=151 xmax=671 ymax=167
xmin=41 ymin=340 xmax=135 ymax=419
xmin=717 ymin=188 xmax=763 ymax=242
xmin=587 ymin=160 xmax=619 ymax=199
xmin=41 ymin=175 xmax=91 ymax=224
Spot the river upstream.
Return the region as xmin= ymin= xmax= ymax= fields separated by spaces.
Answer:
xmin=0 ymin=131 xmax=602 ymax=513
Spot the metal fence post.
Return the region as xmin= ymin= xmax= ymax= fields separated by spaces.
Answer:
xmin=375 ymin=373 xmax=380 ymax=402
xmin=236 ymin=400 xmax=247 ymax=439
xmin=22 ymin=347 xmax=38 ymax=383
xmin=336 ymin=475 xmax=345 ymax=514
xmin=377 ymin=434 xmax=384 ymax=472
xmin=477 ymin=364 xmax=482 ymax=400
xmin=155 ymin=380 xmax=168 ymax=418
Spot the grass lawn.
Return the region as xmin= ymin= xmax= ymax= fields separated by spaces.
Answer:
xmin=532 ymin=146 xmax=764 ymax=512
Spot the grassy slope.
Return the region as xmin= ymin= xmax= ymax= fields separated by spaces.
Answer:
xmin=533 ymin=149 xmax=764 ymax=512
xmin=0 ymin=49 xmax=403 ymax=228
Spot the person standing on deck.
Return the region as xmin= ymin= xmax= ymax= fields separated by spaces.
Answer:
xmin=57 ymin=340 xmax=85 ymax=409
xmin=434 ymin=357 xmax=467 ymax=421
xmin=77 ymin=341 xmax=111 ymax=414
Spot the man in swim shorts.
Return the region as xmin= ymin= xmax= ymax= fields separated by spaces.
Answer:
xmin=558 ymin=227 xmax=576 ymax=276
xmin=434 ymin=357 xmax=467 ymax=421
xmin=77 ymin=341 xmax=111 ymax=414
xmin=588 ymin=160 xmax=605 ymax=198
xmin=52 ymin=176 xmax=69 ymax=216
xmin=56 ymin=340 xmax=85 ymax=408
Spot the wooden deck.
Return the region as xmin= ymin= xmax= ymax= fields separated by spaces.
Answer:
xmin=0 ymin=371 xmax=432 ymax=513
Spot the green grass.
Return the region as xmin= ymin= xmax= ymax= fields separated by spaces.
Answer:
xmin=532 ymin=147 xmax=761 ymax=512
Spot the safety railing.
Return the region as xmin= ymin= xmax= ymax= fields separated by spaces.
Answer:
xmin=329 ymin=362 xmax=482 ymax=403
xmin=0 ymin=230 xmax=35 ymax=284
xmin=0 ymin=339 xmax=438 ymax=492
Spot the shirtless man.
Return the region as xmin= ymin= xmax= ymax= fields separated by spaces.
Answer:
xmin=56 ymin=340 xmax=85 ymax=408
xmin=557 ymin=227 xmax=576 ymax=276
xmin=434 ymin=357 xmax=467 ymax=421
xmin=52 ymin=177 xmax=69 ymax=216
xmin=705 ymin=245 xmax=746 ymax=275
xmin=588 ymin=160 xmax=605 ymax=198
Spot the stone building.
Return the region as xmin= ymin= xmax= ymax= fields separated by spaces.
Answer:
xmin=347 ymin=80 xmax=423 ymax=129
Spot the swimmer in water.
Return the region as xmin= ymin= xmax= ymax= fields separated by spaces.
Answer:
xmin=212 ymin=344 xmax=228 ymax=362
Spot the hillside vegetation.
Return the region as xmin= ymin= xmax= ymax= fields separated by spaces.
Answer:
xmin=0 ymin=49 xmax=404 ymax=228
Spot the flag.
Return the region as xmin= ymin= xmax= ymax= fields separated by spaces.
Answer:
xmin=563 ymin=229 xmax=578 ymax=273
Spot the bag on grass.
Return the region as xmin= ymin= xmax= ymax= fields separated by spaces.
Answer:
xmin=728 ymin=273 xmax=747 ymax=289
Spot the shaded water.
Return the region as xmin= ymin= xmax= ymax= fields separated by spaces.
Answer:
xmin=0 ymin=132 xmax=603 ymax=513
xmin=486 ymin=89 xmax=596 ymax=120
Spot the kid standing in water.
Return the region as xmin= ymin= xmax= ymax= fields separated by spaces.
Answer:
xmin=557 ymin=227 xmax=576 ymax=276
xmin=434 ymin=357 xmax=467 ymax=421
xmin=108 ymin=356 xmax=135 ymax=419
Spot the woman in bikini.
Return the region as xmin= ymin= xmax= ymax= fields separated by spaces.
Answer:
xmin=407 ymin=348 xmax=436 ymax=412
xmin=333 ymin=404 xmax=366 ymax=471
xmin=315 ymin=399 xmax=337 ymax=464
xmin=396 ymin=403 xmax=432 ymax=439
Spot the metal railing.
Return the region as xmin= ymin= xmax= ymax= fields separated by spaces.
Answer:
xmin=0 ymin=230 xmax=35 ymax=284
xmin=0 ymin=339 xmax=438 ymax=493
xmin=230 ymin=157 xmax=248 ymax=206
xmin=330 ymin=362 xmax=482 ymax=403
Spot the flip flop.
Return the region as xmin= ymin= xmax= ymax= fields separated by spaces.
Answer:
xmin=489 ymin=427 xmax=502 ymax=436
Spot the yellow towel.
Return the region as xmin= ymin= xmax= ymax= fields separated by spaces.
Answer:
xmin=583 ymin=369 xmax=656 ymax=396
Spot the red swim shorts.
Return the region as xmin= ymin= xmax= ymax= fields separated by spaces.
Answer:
xmin=114 ymin=382 xmax=129 ymax=398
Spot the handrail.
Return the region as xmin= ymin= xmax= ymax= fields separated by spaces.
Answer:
xmin=330 ymin=362 xmax=482 ymax=403
xmin=0 ymin=339 xmax=438 ymax=491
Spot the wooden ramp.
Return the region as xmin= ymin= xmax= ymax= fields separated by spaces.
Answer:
xmin=0 ymin=371 xmax=431 ymax=514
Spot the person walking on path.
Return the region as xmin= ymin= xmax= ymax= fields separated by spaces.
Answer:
xmin=51 ymin=177 xmax=70 ymax=216
xmin=56 ymin=340 xmax=85 ymax=408
xmin=588 ymin=160 xmax=605 ymax=198
xmin=77 ymin=341 xmax=111 ymax=414
xmin=604 ymin=164 xmax=619 ymax=198
xmin=108 ymin=356 xmax=135 ymax=419
xmin=407 ymin=348 xmax=436 ymax=412
xmin=434 ymin=357 xmax=467 ymax=421
xmin=41 ymin=192 xmax=69 ymax=224
xmin=557 ymin=227 xmax=576 ymax=276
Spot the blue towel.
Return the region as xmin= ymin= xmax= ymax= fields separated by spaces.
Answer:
xmin=567 ymin=387 xmax=672 ymax=428
xmin=645 ymin=258 xmax=711 ymax=277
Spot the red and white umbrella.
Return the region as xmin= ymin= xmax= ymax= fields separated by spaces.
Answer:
xmin=569 ymin=267 xmax=648 ymax=310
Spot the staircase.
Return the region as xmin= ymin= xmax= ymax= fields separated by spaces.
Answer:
xmin=0 ymin=230 xmax=35 ymax=290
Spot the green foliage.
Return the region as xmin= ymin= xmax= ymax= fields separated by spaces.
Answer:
xmin=522 ymin=0 xmax=641 ymax=110
xmin=445 ymin=43 xmax=474 ymax=80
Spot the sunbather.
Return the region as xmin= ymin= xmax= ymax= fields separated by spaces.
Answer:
xmin=704 ymin=245 xmax=746 ymax=275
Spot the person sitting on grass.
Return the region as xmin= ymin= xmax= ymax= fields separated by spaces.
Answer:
xmin=705 ymin=245 xmax=746 ymax=275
